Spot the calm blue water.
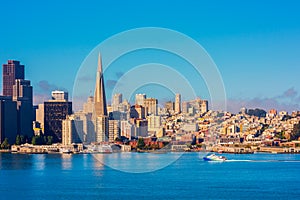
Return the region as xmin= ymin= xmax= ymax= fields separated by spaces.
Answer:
xmin=1 ymin=152 xmax=300 ymax=200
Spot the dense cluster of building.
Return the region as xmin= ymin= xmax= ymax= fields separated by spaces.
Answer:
xmin=57 ymin=54 xmax=209 ymax=147
xmin=0 ymin=55 xmax=209 ymax=151
xmin=1 ymin=55 xmax=299 ymax=154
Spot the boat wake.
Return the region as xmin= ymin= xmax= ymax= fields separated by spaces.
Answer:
xmin=225 ymin=159 xmax=252 ymax=162
xmin=225 ymin=159 xmax=300 ymax=163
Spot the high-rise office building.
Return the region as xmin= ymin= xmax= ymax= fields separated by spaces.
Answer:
xmin=35 ymin=104 xmax=44 ymax=132
xmin=44 ymin=92 xmax=72 ymax=142
xmin=108 ymin=120 xmax=120 ymax=142
xmin=52 ymin=90 xmax=68 ymax=101
xmin=94 ymin=54 xmax=107 ymax=117
xmin=112 ymin=93 xmax=122 ymax=112
xmin=200 ymin=100 xmax=208 ymax=114
xmin=135 ymin=94 xmax=146 ymax=106
xmin=120 ymin=120 xmax=133 ymax=139
xmin=75 ymin=111 xmax=94 ymax=143
xmin=62 ymin=115 xmax=83 ymax=145
xmin=13 ymin=79 xmax=32 ymax=101
xmin=164 ymin=101 xmax=174 ymax=112
xmin=182 ymin=101 xmax=189 ymax=114
xmin=13 ymin=79 xmax=33 ymax=136
xmin=147 ymin=115 xmax=161 ymax=132
xmin=2 ymin=60 xmax=33 ymax=140
xmin=0 ymin=96 xmax=17 ymax=144
xmin=93 ymin=53 xmax=108 ymax=142
xmin=121 ymin=99 xmax=130 ymax=113
xmin=130 ymin=105 xmax=145 ymax=119
xmin=2 ymin=60 xmax=24 ymax=96
xmin=175 ymin=94 xmax=181 ymax=113
xmin=144 ymin=98 xmax=158 ymax=116
xmin=83 ymin=96 xmax=94 ymax=114
xmin=132 ymin=119 xmax=148 ymax=137
xmin=188 ymin=98 xmax=208 ymax=115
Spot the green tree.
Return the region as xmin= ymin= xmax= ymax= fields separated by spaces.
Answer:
xmin=47 ymin=136 xmax=53 ymax=145
xmin=137 ymin=138 xmax=145 ymax=149
xmin=32 ymin=136 xmax=44 ymax=145
xmin=31 ymin=136 xmax=37 ymax=145
xmin=43 ymin=136 xmax=47 ymax=144
xmin=1 ymin=138 xmax=10 ymax=149
xmin=15 ymin=135 xmax=21 ymax=145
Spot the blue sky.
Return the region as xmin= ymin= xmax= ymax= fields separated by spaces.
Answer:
xmin=1 ymin=0 xmax=300 ymax=113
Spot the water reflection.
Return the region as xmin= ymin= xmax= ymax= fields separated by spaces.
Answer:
xmin=92 ymin=154 xmax=105 ymax=170
xmin=91 ymin=154 xmax=105 ymax=177
xmin=61 ymin=154 xmax=73 ymax=170
xmin=83 ymin=154 xmax=89 ymax=169
xmin=33 ymin=154 xmax=46 ymax=170
xmin=0 ymin=153 xmax=34 ymax=170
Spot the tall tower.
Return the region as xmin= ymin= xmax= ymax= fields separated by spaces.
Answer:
xmin=44 ymin=91 xmax=72 ymax=142
xmin=93 ymin=53 xmax=108 ymax=142
xmin=2 ymin=60 xmax=24 ymax=96
xmin=112 ymin=93 xmax=122 ymax=111
xmin=13 ymin=79 xmax=33 ymax=136
xmin=1 ymin=60 xmax=33 ymax=142
xmin=175 ymin=94 xmax=181 ymax=113
xmin=144 ymin=98 xmax=158 ymax=116
xmin=135 ymin=94 xmax=146 ymax=106
xmin=94 ymin=53 xmax=107 ymax=116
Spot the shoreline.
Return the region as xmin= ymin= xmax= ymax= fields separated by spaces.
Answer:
xmin=1 ymin=150 xmax=300 ymax=155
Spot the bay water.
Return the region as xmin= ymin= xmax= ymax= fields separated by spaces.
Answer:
xmin=1 ymin=152 xmax=300 ymax=199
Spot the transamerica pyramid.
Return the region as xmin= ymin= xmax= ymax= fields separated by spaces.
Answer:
xmin=94 ymin=53 xmax=108 ymax=117
xmin=93 ymin=53 xmax=108 ymax=142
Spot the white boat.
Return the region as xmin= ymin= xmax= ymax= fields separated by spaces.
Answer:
xmin=203 ymin=154 xmax=227 ymax=162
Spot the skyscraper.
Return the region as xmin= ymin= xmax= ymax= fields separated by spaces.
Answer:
xmin=200 ymin=100 xmax=208 ymax=114
xmin=108 ymin=120 xmax=120 ymax=142
xmin=62 ymin=115 xmax=83 ymax=145
xmin=93 ymin=53 xmax=108 ymax=142
xmin=135 ymin=94 xmax=146 ymax=106
xmin=51 ymin=90 xmax=68 ymax=101
xmin=0 ymin=96 xmax=17 ymax=144
xmin=94 ymin=53 xmax=107 ymax=117
xmin=35 ymin=104 xmax=44 ymax=133
xmin=182 ymin=101 xmax=189 ymax=114
xmin=2 ymin=60 xmax=24 ymax=96
xmin=13 ymin=79 xmax=33 ymax=136
xmin=112 ymin=93 xmax=122 ymax=111
xmin=1 ymin=60 xmax=33 ymax=141
xmin=83 ymin=96 xmax=94 ymax=114
xmin=144 ymin=98 xmax=158 ymax=116
xmin=175 ymin=94 xmax=181 ymax=113
xmin=165 ymin=101 xmax=174 ymax=111
xmin=130 ymin=105 xmax=145 ymax=119
xmin=44 ymin=91 xmax=72 ymax=142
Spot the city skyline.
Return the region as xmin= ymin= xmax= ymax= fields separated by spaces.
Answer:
xmin=1 ymin=1 xmax=300 ymax=113
xmin=0 ymin=58 xmax=298 ymax=116
xmin=1 ymin=2 xmax=300 ymax=199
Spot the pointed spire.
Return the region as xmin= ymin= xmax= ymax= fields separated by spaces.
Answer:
xmin=98 ymin=52 xmax=102 ymax=74
xmin=94 ymin=52 xmax=107 ymax=117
